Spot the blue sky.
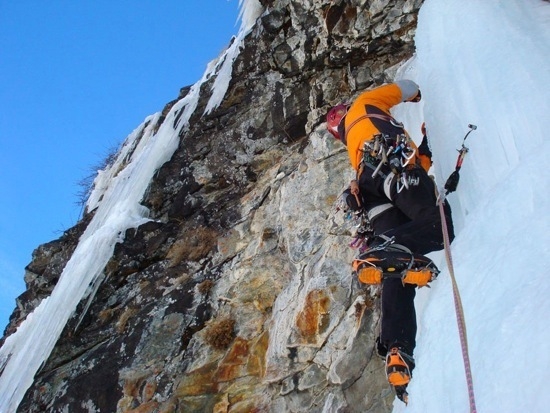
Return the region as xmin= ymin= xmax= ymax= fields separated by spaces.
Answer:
xmin=0 ymin=1 xmax=241 ymax=331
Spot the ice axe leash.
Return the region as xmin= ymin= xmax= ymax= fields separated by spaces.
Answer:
xmin=438 ymin=123 xmax=478 ymax=413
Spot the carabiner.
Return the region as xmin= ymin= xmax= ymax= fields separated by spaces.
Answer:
xmin=401 ymin=147 xmax=416 ymax=168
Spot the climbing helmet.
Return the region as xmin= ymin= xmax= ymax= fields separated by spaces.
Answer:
xmin=326 ymin=104 xmax=348 ymax=140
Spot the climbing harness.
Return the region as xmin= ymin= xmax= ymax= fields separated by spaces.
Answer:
xmin=340 ymin=130 xmax=419 ymax=252
xmin=438 ymin=123 xmax=478 ymax=413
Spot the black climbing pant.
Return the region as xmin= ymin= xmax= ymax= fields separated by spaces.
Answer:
xmin=358 ymin=163 xmax=455 ymax=356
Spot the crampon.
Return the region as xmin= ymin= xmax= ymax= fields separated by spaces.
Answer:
xmin=386 ymin=347 xmax=413 ymax=404
xmin=352 ymin=242 xmax=439 ymax=287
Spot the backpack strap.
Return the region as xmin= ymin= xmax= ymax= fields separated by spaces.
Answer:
xmin=345 ymin=113 xmax=402 ymax=138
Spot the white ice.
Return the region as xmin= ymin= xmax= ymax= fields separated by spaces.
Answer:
xmin=391 ymin=0 xmax=550 ymax=411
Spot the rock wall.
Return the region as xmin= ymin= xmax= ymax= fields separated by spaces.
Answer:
xmin=3 ymin=1 xmax=423 ymax=412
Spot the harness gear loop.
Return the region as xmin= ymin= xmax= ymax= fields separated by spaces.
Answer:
xmin=383 ymin=173 xmax=395 ymax=200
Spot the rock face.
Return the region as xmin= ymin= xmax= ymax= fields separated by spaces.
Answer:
xmin=3 ymin=1 xmax=423 ymax=412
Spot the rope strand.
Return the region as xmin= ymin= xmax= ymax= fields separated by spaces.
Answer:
xmin=439 ymin=200 xmax=478 ymax=412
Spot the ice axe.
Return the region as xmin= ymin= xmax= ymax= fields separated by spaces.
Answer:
xmin=444 ymin=124 xmax=477 ymax=195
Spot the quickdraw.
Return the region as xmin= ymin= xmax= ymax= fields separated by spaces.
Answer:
xmin=336 ymin=194 xmax=373 ymax=253
xmin=348 ymin=211 xmax=372 ymax=252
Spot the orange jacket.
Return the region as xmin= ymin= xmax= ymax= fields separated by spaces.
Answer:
xmin=343 ymin=81 xmax=430 ymax=172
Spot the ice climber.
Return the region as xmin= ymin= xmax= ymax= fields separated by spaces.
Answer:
xmin=326 ymin=79 xmax=454 ymax=403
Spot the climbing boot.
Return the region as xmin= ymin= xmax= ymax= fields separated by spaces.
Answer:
xmin=385 ymin=347 xmax=414 ymax=404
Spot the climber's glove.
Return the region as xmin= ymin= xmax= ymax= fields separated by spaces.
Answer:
xmin=445 ymin=170 xmax=460 ymax=194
